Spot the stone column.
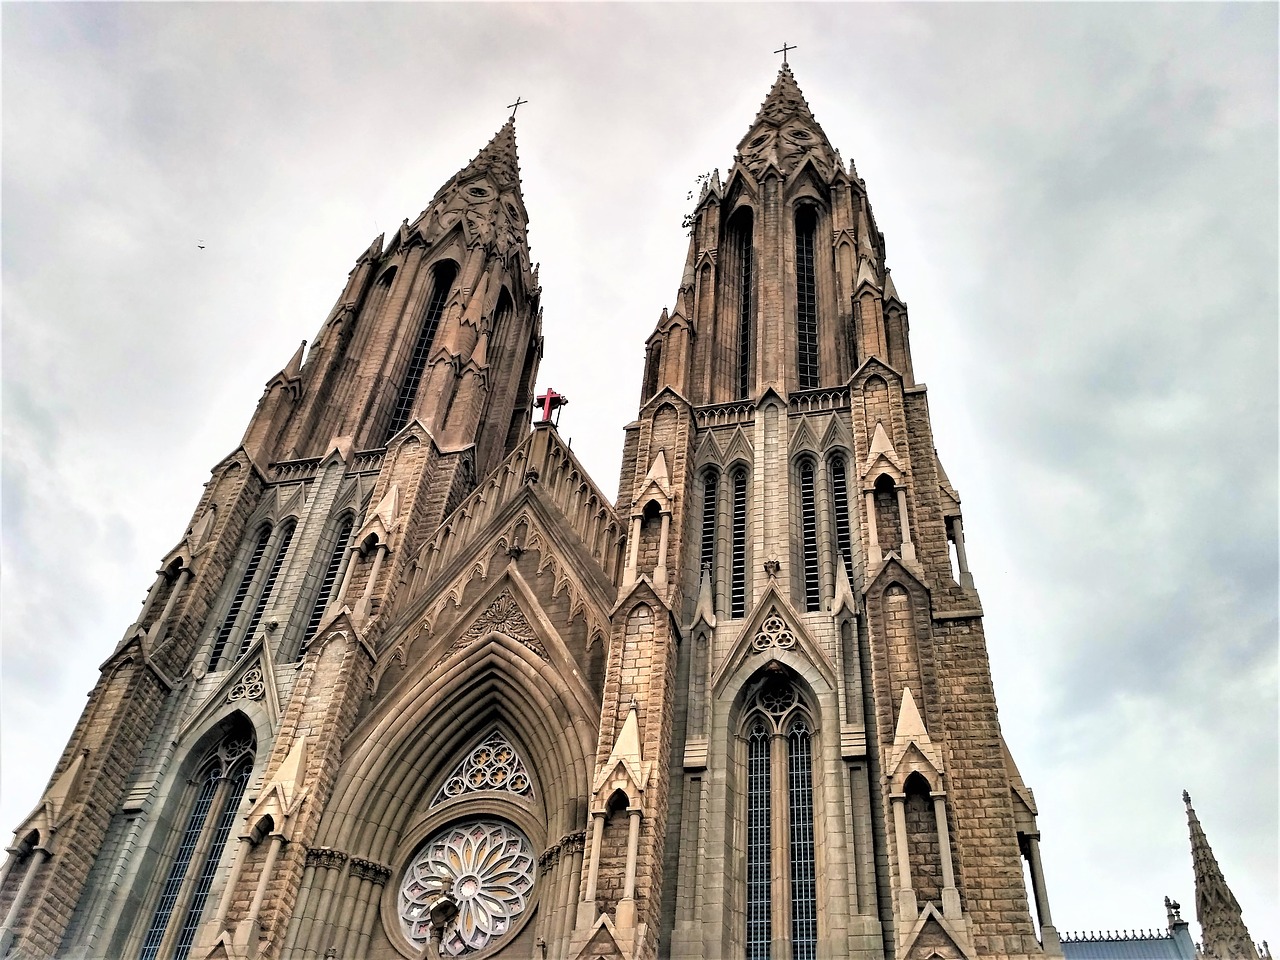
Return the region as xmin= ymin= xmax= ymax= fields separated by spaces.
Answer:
xmin=654 ymin=512 xmax=671 ymax=590
xmin=213 ymin=836 xmax=251 ymax=927
xmin=623 ymin=517 xmax=642 ymax=587
xmin=617 ymin=808 xmax=642 ymax=929
xmin=865 ymin=491 xmax=882 ymax=566
xmin=932 ymin=794 xmax=960 ymax=919
xmin=1027 ymin=836 xmax=1061 ymax=951
xmin=890 ymin=795 xmax=916 ymax=920
xmin=896 ymin=487 xmax=916 ymax=564
xmin=247 ymin=834 xmax=285 ymax=931
xmin=354 ymin=542 xmax=388 ymax=621
xmin=577 ymin=813 xmax=606 ymax=928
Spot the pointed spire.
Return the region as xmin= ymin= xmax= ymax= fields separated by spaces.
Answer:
xmin=750 ymin=62 xmax=820 ymax=130
xmin=884 ymin=268 xmax=902 ymax=305
xmin=451 ymin=117 xmax=523 ymax=196
xmin=1185 ymin=792 xmax=1256 ymax=960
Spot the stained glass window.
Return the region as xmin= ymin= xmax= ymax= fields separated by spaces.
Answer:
xmin=746 ymin=721 xmax=772 ymax=960
xmin=431 ymin=731 xmax=534 ymax=806
xmin=400 ymin=819 xmax=536 ymax=956
xmin=209 ymin=525 xmax=272 ymax=668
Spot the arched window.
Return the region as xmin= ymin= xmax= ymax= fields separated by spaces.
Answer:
xmin=725 ymin=208 xmax=755 ymax=400
xmin=795 ymin=206 xmax=819 ymax=389
xmin=829 ymin=456 xmax=854 ymax=585
xmin=208 ymin=525 xmax=272 ymax=668
xmin=799 ymin=460 xmax=820 ymax=611
xmin=741 ymin=677 xmax=818 ymax=959
xmin=491 ymin=288 xmax=513 ymax=343
xmin=237 ymin=521 xmax=295 ymax=661
xmin=386 ymin=260 xmax=458 ymax=441
xmin=730 ymin=468 xmax=748 ymax=619
xmin=699 ymin=469 xmax=718 ymax=580
xmin=301 ymin=515 xmax=354 ymax=651
xmin=137 ymin=726 xmax=255 ymax=960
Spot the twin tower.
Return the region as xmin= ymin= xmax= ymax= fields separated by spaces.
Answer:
xmin=1 ymin=67 xmax=1060 ymax=960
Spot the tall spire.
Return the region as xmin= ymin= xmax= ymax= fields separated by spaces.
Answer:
xmin=432 ymin=117 xmax=524 ymax=203
xmin=1184 ymin=791 xmax=1256 ymax=959
xmin=736 ymin=63 xmax=840 ymax=181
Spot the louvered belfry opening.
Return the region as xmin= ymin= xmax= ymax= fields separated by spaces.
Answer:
xmin=795 ymin=205 xmax=819 ymax=389
xmin=725 ymin=207 xmax=755 ymax=401
xmin=730 ymin=468 xmax=748 ymax=619
xmin=385 ymin=259 xmax=458 ymax=441
xmin=800 ymin=460 xmax=820 ymax=611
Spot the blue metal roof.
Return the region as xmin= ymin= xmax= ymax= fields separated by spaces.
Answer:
xmin=1061 ymin=928 xmax=1198 ymax=960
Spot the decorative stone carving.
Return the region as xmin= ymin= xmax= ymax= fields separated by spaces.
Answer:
xmin=349 ymin=856 xmax=392 ymax=885
xmin=305 ymin=847 xmax=349 ymax=870
xmin=227 ymin=665 xmax=265 ymax=702
xmin=751 ymin=608 xmax=797 ymax=653
xmin=438 ymin=591 xmax=548 ymax=664
xmin=432 ymin=730 xmax=534 ymax=806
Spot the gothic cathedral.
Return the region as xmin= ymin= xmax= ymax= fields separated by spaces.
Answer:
xmin=6 ymin=64 xmax=1115 ymax=960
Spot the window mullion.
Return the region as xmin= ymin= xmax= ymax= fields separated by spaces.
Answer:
xmin=770 ymin=731 xmax=793 ymax=960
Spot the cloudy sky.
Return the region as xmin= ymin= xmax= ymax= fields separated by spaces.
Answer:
xmin=3 ymin=2 xmax=1276 ymax=945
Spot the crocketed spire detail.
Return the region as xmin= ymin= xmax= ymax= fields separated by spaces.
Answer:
xmin=449 ymin=117 xmax=523 ymax=197
xmin=734 ymin=63 xmax=840 ymax=182
xmin=1185 ymin=791 xmax=1257 ymax=960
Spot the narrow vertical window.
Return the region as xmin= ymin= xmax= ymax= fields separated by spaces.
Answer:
xmin=137 ymin=765 xmax=219 ymax=960
xmin=726 ymin=209 xmax=755 ymax=400
xmin=171 ymin=758 xmax=252 ymax=960
xmin=830 ymin=457 xmax=854 ymax=585
xmin=386 ymin=260 xmax=458 ymax=441
xmin=238 ymin=521 xmax=295 ymax=660
xmin=209 ymin=525 xmax=272 ymax=668
xmin=700 ymin=470 xmax=718 ymax=579
xmin=796 ymin=207 xmax=819 ymax=389
xmin=731 ymin=468 xmax=748 ymax=619
xmin=138 ymin=731 xmax=254 ymax=960
xmin=788 ymin=719 xmax=818 ymax=959
xmin=302 ymin=516 xmax=354 ymax=648
xmin=800 ymin=461 xmax=820 ymax=611
xmin=746 ymin=721 xmax=772 ymax=960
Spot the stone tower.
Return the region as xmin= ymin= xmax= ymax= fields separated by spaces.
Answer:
xmin=1 ymin=68 xmax=1062 ymax=960
xmin=630 ymin=64 xmax=1059 ymax=960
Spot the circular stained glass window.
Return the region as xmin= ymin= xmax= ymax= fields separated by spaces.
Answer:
xmin=399 ymin=819 xmax=536 ymax=956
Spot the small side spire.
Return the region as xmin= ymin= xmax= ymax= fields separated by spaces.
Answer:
xmin=1184 ymin=791 xmax=1256 ymax=960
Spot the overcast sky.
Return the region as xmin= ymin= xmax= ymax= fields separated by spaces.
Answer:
xmin=2 ymin=2 xmax=1276 ymax=946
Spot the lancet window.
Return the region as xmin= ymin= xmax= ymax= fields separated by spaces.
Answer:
xmin=386 ymin=259 xmax=458 ymax=441
xmin=208 ymin=525 xmax=271 ymax=668
xmin=799 ymin=460 xmax=820 ymax=611
xmin=730 ymin=468 xmax=748 ymax=619
xmin=137 ymin=727 xmax=254 ymax=960
xmin=237 ymin=520 xmax=294 ymax=660
xmin=700 ymin=468 xmax=718 ymax=580
xmin=725 ymin=208 xmax=755 ymax=400
xmin=829 ymin=455 xmax=854 ymax=585
xmin=301 ymin=514 xmax=354 ymax=650
xmin=795 ymin=206 xmax=819 ymax=390
xmin=740 ymin=677 xmax=819 ymax=959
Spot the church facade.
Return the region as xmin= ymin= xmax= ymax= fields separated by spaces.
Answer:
xmin=0 ymin=66 xmax=1258 ymax=960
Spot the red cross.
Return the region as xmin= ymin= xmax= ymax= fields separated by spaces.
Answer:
xmin=535 ymin=388 xmax=568 ymax=424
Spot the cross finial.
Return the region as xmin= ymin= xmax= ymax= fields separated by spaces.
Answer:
xmin=774 ymin=41 xmax=796 ymax=65
xmin=507 ymin=96 xmax=528 ymax=120
xmin=534 ymin=387 xmax=568 ymax=425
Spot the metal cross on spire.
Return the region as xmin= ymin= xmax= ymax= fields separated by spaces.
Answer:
xmin=773 ymin=41 xmax=796 ymax=65
xmin=506 ymin=96 xmax=528 ymax=120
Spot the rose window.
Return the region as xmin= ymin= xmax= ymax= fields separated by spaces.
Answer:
xmin=400 ymin=819 xmax=536 ymax=955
